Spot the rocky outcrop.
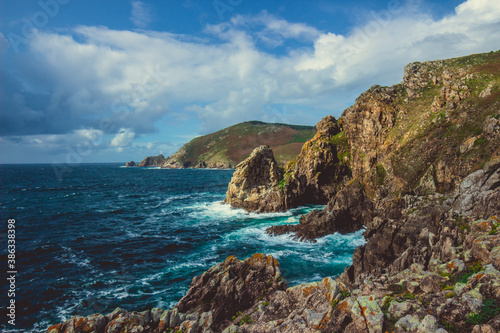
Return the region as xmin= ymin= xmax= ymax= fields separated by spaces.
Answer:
xmin=137 ymin=154 xmax=167 ymax=167
xmin=267 ymin=180 xmax=373 ymax=241
xmin=340 ymin=159 xmax=499 ymax=285
xmin=47 ymin=161 xmax=500 ymax=331
xmin=279 ymin=116 xmax=351 ymax=206
xmin=47 ymin=254 xmax=287 ymax=333
xmin=224 ymin=145 xmax=285 ymax=212
xmin=452 ymin=159 xmax=500 ymax=218
xmin=224 ymin=116 xmax=352 ymax=212
xmin=125 ymin=161 xmax=135 ymax=167
xmin=256 ymin=52 xmax=499 ymax=238
xmin=176 ymin=253 xmax=286 ymax=331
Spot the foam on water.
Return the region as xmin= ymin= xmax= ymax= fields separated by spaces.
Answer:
xmin=0 ymin=164 xmax=366 ymax=331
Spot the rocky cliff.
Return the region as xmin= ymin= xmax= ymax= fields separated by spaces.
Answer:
xmin=47 ymin=160 xmax=500 ymax=333
xmin=224 ymin=116 xmax=352 ymax=212
xmin=48 ymin=51 xmax=500 ymax=332
xmin=226 ymin=51 xmax=499 ymax=237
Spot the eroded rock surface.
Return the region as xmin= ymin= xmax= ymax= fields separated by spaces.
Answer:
xmin=223 ymin=145 xmax=285 ymax=212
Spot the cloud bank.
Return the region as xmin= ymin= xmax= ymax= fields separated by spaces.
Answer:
xmin=1 ymin=0 xmax=500 ymax=163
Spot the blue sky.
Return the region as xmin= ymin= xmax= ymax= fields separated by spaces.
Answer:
xmin=1 ymin=0 xmax=499 ymax=164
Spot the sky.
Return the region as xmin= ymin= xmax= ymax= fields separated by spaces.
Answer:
xmin=1 ymin=0 xmax=499 ymax=164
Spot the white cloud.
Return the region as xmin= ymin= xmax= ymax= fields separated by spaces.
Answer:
xmin=2 ymin=0 xmax=500 ymax=163
xmin=111 ymin=128 xmax=135 ymax=147
xmin=130 ymin=1 xmax=151 ymax=28
xmin=228 ymin=11 xmax=321 ymax=47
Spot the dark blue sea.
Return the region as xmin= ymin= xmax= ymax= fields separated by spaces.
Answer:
xmin=0 ymin=164 xmax=364 ymax=332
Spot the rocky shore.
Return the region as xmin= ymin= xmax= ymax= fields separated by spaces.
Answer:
xmin=48 ymin=51 xmax=500 ymax=332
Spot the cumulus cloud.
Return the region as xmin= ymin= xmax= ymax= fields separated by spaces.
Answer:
xmin=111 ymin=128 xmax=135 ymax=148
xmin=1 ymin=0 xmax=500 ymax=162
xmin=130 ymin=1 xmax=152 ymax=28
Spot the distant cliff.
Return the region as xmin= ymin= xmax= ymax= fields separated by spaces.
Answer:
xmin=131 ymin=121 xmax=316 ymax=169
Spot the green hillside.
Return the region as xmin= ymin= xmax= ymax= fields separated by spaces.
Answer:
xmin=133 ymin=121 xmax=316 ymax=168
xmin=163 ymin=121 xmax=316 ymax=168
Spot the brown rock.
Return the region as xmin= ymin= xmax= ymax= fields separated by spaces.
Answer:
xmin=176 ymin=253 xmax=286 ymax=331
xmin=223 ymin=145 xmax=285 ymax=212
xmin=267 ymin=180 xmax=373 ymax=240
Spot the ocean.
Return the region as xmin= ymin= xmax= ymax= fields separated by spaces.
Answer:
xmin=0 ymin=163 xmax=364 ymax=332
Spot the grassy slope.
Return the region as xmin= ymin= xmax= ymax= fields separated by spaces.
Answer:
xmin=172 ymin=121 xmax=316 ymax=167
xmin=378 ymin=51 xmax=500 ymax=194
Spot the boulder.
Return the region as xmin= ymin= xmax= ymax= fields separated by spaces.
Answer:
xmin=176 ymin=253 xmax=286 ymax=331
xmin=224 ymin=146 xmax=285 ymax=212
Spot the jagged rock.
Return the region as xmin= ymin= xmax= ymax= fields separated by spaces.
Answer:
xmin=223 ymin=146 xmax=285 ymax=212
xmin=176 ymin=253 xmax=286 ymax=331
xmin=472 ymin=324 xmax=497 ymax=333
xmin=125 ymin=161 xmax=135 ymax=167
xmin=137 ymin=154 xmax=166 ymax=167
xmin=224 ymin=116 xmax=351 ymax=212
xmin=388 ymin=301 xmax=413 ymax=320
xmin=267 ymin=180 xmax=373 ymax=240
xmin=415 ymin=314 xmax=447 ymax=333
xmin=279 ymin=115 xmax=350 ymax=206
xmin=395 ymin=314 xmax=421 ymax=332
xmin=483 ymin=115 xmax=500 ymax=142
xmin=453 ymin=159 xmax=500 ymax=217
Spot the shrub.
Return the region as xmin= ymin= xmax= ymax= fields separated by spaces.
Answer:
xmin=382 ymin=296 xmax=392 ymax=312
xmin=466 ymin=298 xmax=500 ymax=325
xmin=402 ymin=293 xmax=416 ymax=300
xmin=240 ymin=314 xmax=253 ymax=325
xmin=458 ymin=262 xmax=484 ymax=283
xmin=376 ymin=164 xmax=386 ymax=185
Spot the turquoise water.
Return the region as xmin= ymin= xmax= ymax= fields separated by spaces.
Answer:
xmin=0 ymin=164 xmax=364 ymax=331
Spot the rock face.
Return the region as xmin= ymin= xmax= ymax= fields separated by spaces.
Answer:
xmin=224 ymin=146 xmax=285 ymax=212
xmin=267 ymin=180 xmax=373 ymax=240
xmin=48 ymin=51 xmax=500 ymax=333
xmin=231 ymin=51 xmax=500 ymax=240
xmin=224 ymin=116 xmax=352 ymax=212
xmin=176 ymin=253 xmax=286 ymax=331
xmin=125 ymin=161 xmax=135 ymax=167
